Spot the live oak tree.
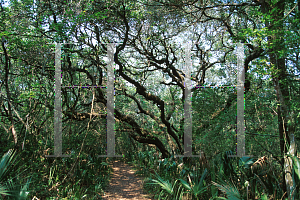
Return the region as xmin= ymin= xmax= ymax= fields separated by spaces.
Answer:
xmin=161 ymin=0 xmax=300 ymax=197
xmin=0 ymin=0 xmax=299 ymax=198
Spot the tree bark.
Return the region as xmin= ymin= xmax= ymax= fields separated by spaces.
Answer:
xmin=260 ymin=0 xmax=296 ymax=198
xmin=1 ymin=36 xmax=17 ymax=144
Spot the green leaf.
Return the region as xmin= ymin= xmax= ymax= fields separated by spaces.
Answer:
xmin=290 ymin=155 xmax=300 ymax=181
xmin=178 ymin=179 xmax=191 ymax=190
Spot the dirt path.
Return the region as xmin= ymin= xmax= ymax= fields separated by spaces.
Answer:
xmin=102 ymin=160 xmax=154 ymax=200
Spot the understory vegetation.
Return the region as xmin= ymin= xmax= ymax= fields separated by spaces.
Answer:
xmin=1 ymin=0 xmax=300 ymax=199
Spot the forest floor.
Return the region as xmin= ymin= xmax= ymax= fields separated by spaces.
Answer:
xmin=102 ymin=160 xmax=154 ymax=200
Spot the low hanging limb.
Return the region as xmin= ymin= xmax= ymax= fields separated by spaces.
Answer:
xmin=2 ymin=36 xmax=17 ymax=144
xmin=58 ymin=88 xmax=96 ymax=189
xmin=251 ymin=134 xmax=283 ymax=166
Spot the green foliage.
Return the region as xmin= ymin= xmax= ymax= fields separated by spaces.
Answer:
xmin=146 ymin=171 xmax=178 ymax=199
xmin=0 ymin=150 xmax=31 ymax=199
xmin=0 ymin=0 xmax=299 ymax=199
xmin=178 ymin=168 xmax=209 ymax=199
xmin=212 ymin=179 xmax=241 ymax=200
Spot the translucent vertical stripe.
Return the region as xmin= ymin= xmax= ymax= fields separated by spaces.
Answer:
xmin=54 ymin=43 xmax=62 ymax=156
xmin=107 ymin=43 xmax=116 ymax=157
xmin=236 ymin=43 xmax=245 ymax=157
xmin=184 ymin=42 xmax=192 ymax=157
xmin=46 ymin=43 xmax=70 ymax=157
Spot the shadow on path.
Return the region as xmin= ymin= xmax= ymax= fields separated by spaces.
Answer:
xmin=102 ymin=160 xmax=154 ymax=200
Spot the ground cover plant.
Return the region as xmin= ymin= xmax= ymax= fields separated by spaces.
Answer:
xmin=0 ymin=0 xmax=299 ymax=199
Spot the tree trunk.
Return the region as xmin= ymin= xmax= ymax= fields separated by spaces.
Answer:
xmin=260 ymin=0 xmax=296 ymax=198
xmin=2 ymin=37 xmax=17 ymax=145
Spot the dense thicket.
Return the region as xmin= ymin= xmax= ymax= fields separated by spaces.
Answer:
xmin=0 ymin=0 xmax=299 ymax=199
